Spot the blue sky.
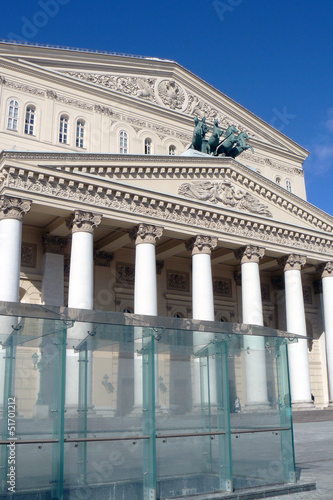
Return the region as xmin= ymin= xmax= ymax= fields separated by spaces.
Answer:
xmin=2 ymin=0 xmax=333 ymax=215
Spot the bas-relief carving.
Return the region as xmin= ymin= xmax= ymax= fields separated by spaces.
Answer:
xmin=303 ymin=286 xmax=313 ymax=305
xmin=213 ymin=278 xmax=232 ymax=297
xmin=94 ymin=251 xmax=114 ymax=267
xmin=42 ymin=233 xmax=68 ymax=254
xmin=179 ymin=181 xmax=273 ymax=217
xmin=167 ymin=270 xmax=190 ymax=292
xmin=116 ymin=263 xmax=135 ymax=284
xmin=60 ymin=71 xmax=262 ymax=141
xmin=5 ymin=174 xmax=333 ymax=256
xmin=21 ymin=242 xmax=37 ymax=268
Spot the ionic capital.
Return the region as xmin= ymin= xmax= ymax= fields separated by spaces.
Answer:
xmin=129 ymin=224 xmax=163 ymax=245
xmin=185 ymin=235 xmax=217 ymax=255
xmin=278 ymin=254 xmax=306 ymax=272
xmin=42 ymin=233 xmax=68 ymax=254
xmin=66 ymin=211 xmax=102 ymax=234
xmin=0 ymin=195 xmax=32 ymax=221
xmin=321 ymin=261 xmax=333 ymax=278
xmin=235 ymin=245 xmax=265 ymax=264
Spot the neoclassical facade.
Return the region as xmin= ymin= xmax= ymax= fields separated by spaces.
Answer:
xmin=0 ymin=41 xmax=332 ymax=413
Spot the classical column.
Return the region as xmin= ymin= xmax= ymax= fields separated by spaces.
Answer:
xmin=65 ymin=211 xmax=102 ymax=411
xmin=321 ymin=262 xmax=333 ymax=406
xmin=130 ymin=224 xmax=163 ymax=412
xmin=41 ymin=233 xmax=68 ymax=306
xmin=235 ymin=245 xmax=268 ymax=409
xmin=0 ymin=196 xmax=31 ymax=302
xmin=279 ymin=255 xmax=312 ymax=407
xmin=0 ymin=196 xmax=31 ymax=410
xmin=186 ymin=235 xmax=217 ymax=408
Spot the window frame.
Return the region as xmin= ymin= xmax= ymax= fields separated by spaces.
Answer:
xmin=24 ymin=105 xmax=36 ymax=135
xmin=59 ymin=114 xmax=69 ymax=144
xmin=76 ymin=119 xmax=85 ymax=148
xmin=119 ymin=130 xmax=128 ymax=154
xmin=7 ymin=99 xmax=19 ymax=131
xmin=144 ymin=138 xmax=152 ymax=155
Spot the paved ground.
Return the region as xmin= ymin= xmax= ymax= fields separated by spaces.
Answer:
xmin=268 ymin=411 xmax=333 ymax=500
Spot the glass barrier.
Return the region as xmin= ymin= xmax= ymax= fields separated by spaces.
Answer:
xmin=0 ymin=302 xmax=297 ymax=499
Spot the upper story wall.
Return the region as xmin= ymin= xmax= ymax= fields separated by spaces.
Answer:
xmin=0 ymin=45 xmax=309 ymax=200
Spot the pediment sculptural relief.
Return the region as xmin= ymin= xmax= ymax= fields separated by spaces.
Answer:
xmin=178 ymin=181 xmax=273 ymax=217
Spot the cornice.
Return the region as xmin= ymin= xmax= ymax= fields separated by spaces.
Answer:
xmin=0 ymin=151 xmax=330 ymax=229
xmin=1 ymin=164 xmax=332 ymax=259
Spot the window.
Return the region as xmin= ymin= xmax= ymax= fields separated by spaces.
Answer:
xmin=59 ymin=115 xmax=69 ymax=144
xmin=7 ymin=100 xmax=19 ymax=130
xmin=286 ymin=179 xmax=292 ymax=192
xmin=144 ymin=138 xmax=152 ymax=155
xmin=25 ymin=106 xmax=35 ymax=135
xmin=76 ymin=120 xmax=85 ymax=148
xmin=169 ymin=145 xmax=176 ymax=155
xmin=275 ymin=176 xmax=281 ymax=185
xmin=119 ymin=130 xmax=128 ymax=154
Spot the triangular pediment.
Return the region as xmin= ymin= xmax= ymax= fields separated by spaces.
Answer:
xmin=0 ymin=42 xmax=308 ymax=157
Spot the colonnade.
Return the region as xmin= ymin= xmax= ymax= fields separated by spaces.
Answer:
xmin=0 ymin=195 xmax=333 ymax=409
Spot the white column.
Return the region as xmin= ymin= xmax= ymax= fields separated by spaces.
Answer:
xmin=41 ymin=234 xmax=68 ymax=306
xmin=236 ymin=245 xmax=268 ymax=409
xmin=280 ymin=254 xmax=312 ymax=407
xmin=131 ymin=224 xmax=163 ymax=412
xmin=65 ymin=211 xmax=102 ymax=410
xmin=186 ymin=235 xmax=217 ymax=408
xmin=0 ymin=196 xmax=31 ymax=407
xmin=321 ymin=262 xmax=333 ymax=405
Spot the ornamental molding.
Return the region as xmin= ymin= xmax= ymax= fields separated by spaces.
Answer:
xmin=179 ymin=181 xmax=273 ymax=217
xmin=66 ymin=211 xmax=102 ymax=234
xmin=129 ymin=223 xmax=163 ymax=245
xmin=278 ymin=254 xmax=306 ymax=271
xmin=0 ymin=74 xmax=45 ymax=96
xmin=42 ymin=233 xmax=68 ymax=254
xmin=185 ymin=235 xmax=217 ymax=255
xmin=46 ymin=88 xmax=93 ymax=111
xmin=241 ymin=153 xmax=304 ymax=176
xmin=2 ymin=169 xmax=333 ymax=257
xmin=0 ymin=195 xmax=31 ymax=220
xmin=235 ymin=245 xmax=265 ymax=264
xmin=93 ymin=250 xmax=114 ymax=267
xmin=322 ymin=261 xmax=333 ymax=278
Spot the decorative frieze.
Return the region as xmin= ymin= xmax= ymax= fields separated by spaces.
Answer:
xmin=0 ymin=195 xmax=31 ymax=221
xmin=0 ymin=75 xmax=45 ymax=96
xmin=167 ymin=270 xmax=190 ymax=292
xmin=185 ymin=235 xmax=217 ymax=255
xmin=129 ymin=224 xmax=163 ymax=245
xmin=66 ymin=211 xmax=102 ymax=234
xmin=235 ymin=245 xmax=265 ymax=264
xmin=303 ymin=286 xmax=313 ymax=304
xmin=42 ymin=233 xmax=68 ymax=254
xmin=46 ymin=88 xmax=93 ymax=111
xmin=93 ymin=251 xmax=114 ymax=267
xmin=278 ymin=254 xmax=306 ymax=271
xmin=179 ymin=180 xmax=272 ymax=217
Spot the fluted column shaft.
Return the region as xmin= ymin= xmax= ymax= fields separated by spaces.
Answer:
xmin=321 ymin=262 xmax=333 ymax=404
xmin=187 ymin=235 xmax=217 ymax=407
xmin=236 ymin=245 xmax=268 ymax=408
xmin=66 ymin=211 xmax=102 ymax=409
xmin=280 ymin=255 xmax=312 ymax=407
xmin=131 ymin=224 xmax=163 ymax=411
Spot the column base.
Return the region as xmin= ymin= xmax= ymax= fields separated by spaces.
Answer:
xmin=291 ymin=400 xmax=315 ymax=410
xmin=243 ymin=402 xmax=272 ymax=413
xmin=33 ymin=404 xmax=50 ymax=418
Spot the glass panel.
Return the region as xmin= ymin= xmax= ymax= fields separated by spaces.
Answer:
xmin=0 ymin=303 xmax=297 ymax=498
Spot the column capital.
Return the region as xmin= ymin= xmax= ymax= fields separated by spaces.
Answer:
xmin=129 ymin=223 xmax=163 ymax=245
xmin=0 ymin=195 xmax=32 ymax=221
xmin=321 ymin=261 xmax=333 ymax=278
xmin=235 ymin=245 xmax=265 ymax=264
xmin=185 ymin=235 xmax=217 ymax=255
xmin=42 ymin=233 xmax=68 ymax=254
xmin=66 ymin=211 xmax=102 ymax=234
xmin=278 ymin=254 xmax=306 ymax=272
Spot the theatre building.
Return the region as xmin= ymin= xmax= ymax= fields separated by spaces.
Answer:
xmin=0 ymin=41 xmax=332 ymax=499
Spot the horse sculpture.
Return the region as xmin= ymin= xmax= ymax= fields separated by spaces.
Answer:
xmin=190 ymin=116 xmax=203 ymax=151
xmin=216 ymin=125 xmax=239 ymax=156
xmin=229 ymin=131 xmax=254 ymax=158
xmin=208 ymin=119 xmax=223 ymax=155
